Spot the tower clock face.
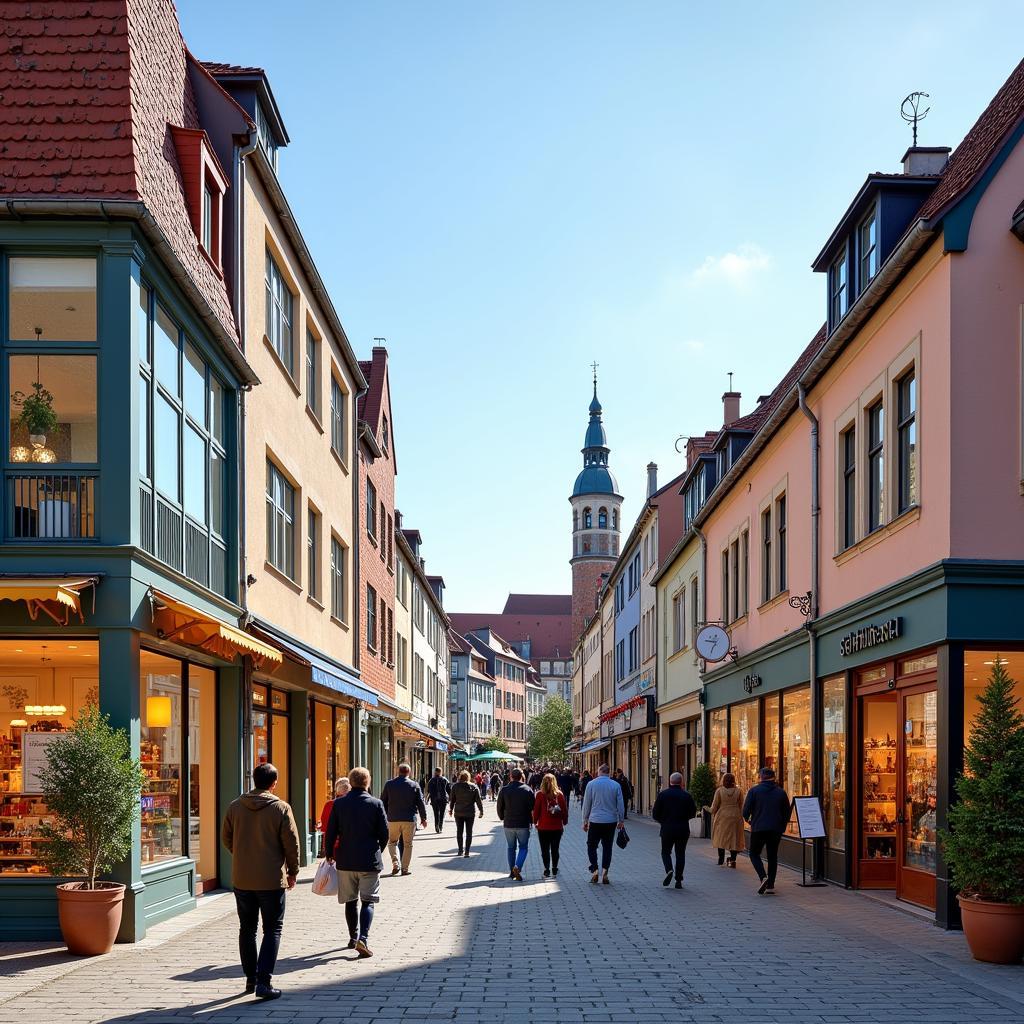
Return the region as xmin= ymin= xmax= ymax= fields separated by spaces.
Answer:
xmin=695 ymin=624 xmax=731 ymax=663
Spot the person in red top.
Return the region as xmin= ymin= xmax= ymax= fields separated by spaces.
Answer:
xmin=532 ymin=773 xmax=568 ymax=877
xmin=320 ymin=777 xmax=351 ymax=859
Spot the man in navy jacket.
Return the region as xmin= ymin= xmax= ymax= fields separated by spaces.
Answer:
xmin=651 ymin=772 xmax=698 ymax=888
xmin=380 ymin=763 xmax=427 ymax=875
xmin=742 ymin=767 xmax=792 ymax=895
xmin=324 ymin=767 xmax=388 ymax=957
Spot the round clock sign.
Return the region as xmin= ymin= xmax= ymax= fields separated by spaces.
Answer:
xmin=695 ymin=624 xmax=731 ymax=663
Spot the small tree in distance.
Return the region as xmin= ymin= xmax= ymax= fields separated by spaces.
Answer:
xmin=527 ymin=697 xmax=574 ymax=763
xmin=479 ymin=734 xmax=510 ymax=754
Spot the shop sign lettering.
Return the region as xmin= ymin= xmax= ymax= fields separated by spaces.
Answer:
xmin=840 ymin=617 xmax=902 ymax=657
xmin=742 ymin=673 xmax=762 ymax=694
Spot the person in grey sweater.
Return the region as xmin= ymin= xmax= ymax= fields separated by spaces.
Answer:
xmin=448 ymin=771 xmax=484 ymax=857
xmin=581 ymin=764 xmax=625 ymax=884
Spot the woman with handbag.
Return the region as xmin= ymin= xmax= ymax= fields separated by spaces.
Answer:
xmin=532 ymin=773 xmax=568 ymax=877
xmin=710 ymin=772 xmax=745 ymax=867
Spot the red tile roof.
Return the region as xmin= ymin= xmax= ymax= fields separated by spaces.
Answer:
xmin=447 ymin=628 xmax=471 ymax=655
xmin=918 ymin=57 xmax=1024 ymax=223
xmin=0 ymin=1 xmax=239 ymax=344
xmin=502 ymin=594 xmax=572 ymax=615
xmin=449 ymin=612 xmax=573 ymax=661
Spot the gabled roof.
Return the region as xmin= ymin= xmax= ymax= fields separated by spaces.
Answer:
xmin=502 ymin=594 xmax=572 ymax=615
xmin=447 ymin=629 xmax=471 ymax=655
xmin=358 ymin=347 xmax=396 ymax=470
xmin=918 ymin=57 xmax=1024 ymax=223
xmin=450 ymin=611 xmax=572 ymax=660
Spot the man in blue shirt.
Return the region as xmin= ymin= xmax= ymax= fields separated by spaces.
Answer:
xmin=581 ymin=764 xmax=625 ymax=884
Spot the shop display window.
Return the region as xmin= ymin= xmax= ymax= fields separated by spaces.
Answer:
xmin=822 ymin=675 xmax=846 ymax=851
xmin=964 ymin=651 xmax=1024 ymax=746
xmin=861 ymin=697 xmax=898 ymax=861
xmin=140 ymin=652 xmax=182 ymax=865
xmin=729 ymin=700 xmax=759 ymax=795
xmin=781 ymin=686 xmax=811 ymax=836
xmin=188 ymin=666 xmax=217 ymax=886
xmin=0 ymin=639 xmax=98 ymax=877
xmin=335 ymin=707 xmax=351 ymax=781
xmin=763 ymin=695 xmax=780 ymax=776
xmin=709 ymin=709 xmax=727 ymax=781
xmin=252 ymin=683 xmax=289 ymax=801
xmin=313 ymin=701 xmax=333 ymax=829
xmin=903 ymin=690 xmax=937 ymax=874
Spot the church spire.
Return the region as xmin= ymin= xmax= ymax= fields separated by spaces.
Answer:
xmin=572 ymin=367 xmax=618 ymax=497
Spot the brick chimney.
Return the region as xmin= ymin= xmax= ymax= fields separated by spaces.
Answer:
xmin=646 ymin=462 xmax=658 ymax=498
xmin=902 ymin=146 xmax=950 ymax=176
xmin=723 ymin=392 xmax=741 ymax=426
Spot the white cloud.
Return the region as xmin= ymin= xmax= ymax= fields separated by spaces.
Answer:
xmin=689 ymin=243 xmax=771 ymax=288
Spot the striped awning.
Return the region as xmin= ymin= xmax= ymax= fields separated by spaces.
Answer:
xmin=0 ymin=576 xmax=98 ymax=625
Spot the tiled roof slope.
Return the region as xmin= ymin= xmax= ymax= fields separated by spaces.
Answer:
xmin=502 ymin=594 xmax=572 ymax=615
xmin=0 ymin=1 xmax=237 ymax=343
xmin=0 ymin=2 xmax=136 ymax=198
xmin=199 ymin=62 xmax=264 ymax=76
xmin=449 ymin=612 xmax=572 ymax=661
xmin=919 ymin=57 xmax=1024 ymax=222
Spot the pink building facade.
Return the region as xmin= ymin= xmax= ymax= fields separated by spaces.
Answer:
xmin=695 ymin=58 xmax=1024 ymax=929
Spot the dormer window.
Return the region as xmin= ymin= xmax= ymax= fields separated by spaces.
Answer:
xmin=858 ymin=212 xmax=878 ymax=292
xmin=829 ymin=250 xmax=848 ymax=326
xmin=256 ymin=99 xmax=279 ymax=171
xmin=169 ymin=126 xmax=228 ymax=271
xmin=202 ymin=182 xmax=213 ymax=253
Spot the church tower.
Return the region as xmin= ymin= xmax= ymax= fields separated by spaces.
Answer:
xmin=569 ymin=371 xmax=622 ymax=644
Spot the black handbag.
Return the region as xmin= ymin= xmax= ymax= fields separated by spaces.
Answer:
xmin=616 ymin=826 xmax=630 ymax=849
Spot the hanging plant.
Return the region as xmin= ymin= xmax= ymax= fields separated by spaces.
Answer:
xmin=12 ymin=380 xmax=58 ymax=437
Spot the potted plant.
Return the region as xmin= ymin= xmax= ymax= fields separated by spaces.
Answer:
xmin=37 ymin=705 xmax=146 ymax=956
xmin=12 ymin=379 xmax=58 ymax=446
xmin=689 ymin=762 xmax=717 ymax=839
xmin=939 ymin=658 xmax=1024 ymax=964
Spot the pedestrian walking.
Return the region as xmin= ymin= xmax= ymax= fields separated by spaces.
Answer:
xmin=320 ymin=776 xmax=351 ymax=860
xmin=615 ymin=768 xmax=634 ymax=819
xmin=533 ymin=773 xmax=568 ymax=877
xmin=710 ymin=772 xmax=745 ymax=868
xmin=489 ymin=772 xmax=502 ymax=801
xmin=220 ymin=762 xmax=299 ymax=1001
xmin=528 ymin=768 xmax=543 ymax=791
xmin=448 ymin=770 xmax=484 ymax=856
xmin=426 ymin=767 xmax=451 ymax=833
xmin=742 ymin=767 xmax=792 ymax=895
xmin=496 ymin=767 xmax=535 ymax=880
xmin=651 ymin=772 xmax=697 ymax=888
xmin=324 ymin=767 xmax=388 ymax=959
xmin=380 ymin=763 xmax=427 ymax=876
xmin=581 ymin=764 xmax=625 ymax=884
xmin=579 ymin=769 xmax=592 ymax=805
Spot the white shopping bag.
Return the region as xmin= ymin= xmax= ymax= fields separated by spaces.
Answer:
xmin=311 ymin=858 xmax=338 ymax=897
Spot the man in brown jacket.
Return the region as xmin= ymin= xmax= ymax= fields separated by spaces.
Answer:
xmin=221 ymin=763 xmax=300 ymax=1001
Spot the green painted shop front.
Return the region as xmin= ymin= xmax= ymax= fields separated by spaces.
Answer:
xmin=702 ymin=560 xmax=1024 ymax=929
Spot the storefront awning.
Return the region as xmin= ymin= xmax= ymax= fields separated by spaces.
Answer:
xmin=402 ymin=717 xmax=452 ymax=747
xmin=0 ymin=575 xmax=98 ymax=625
xmin=150 ymin=592 xmax=282 ymax=669
xmin=579 ymin=738 xmax=611 ymax=754
xmin=249 ymin=619 xmax=377 ymax=706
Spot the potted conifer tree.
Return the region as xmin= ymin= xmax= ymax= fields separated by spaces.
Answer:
xmin=689 ymin=762 xmax=717 ymax=839
xmin=37 ymin=706 xmax=146 ymax=955
xmin=940 ymin=658 xmax=1024 ymax=964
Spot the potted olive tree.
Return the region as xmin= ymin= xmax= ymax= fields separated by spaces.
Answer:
xmin=940 ymin=658 xmax=1024 ymax=964
xmin=37 ymin=705 xmax=145 ymax=955
xmin=689 ymin=762 xmax=717 ymax=839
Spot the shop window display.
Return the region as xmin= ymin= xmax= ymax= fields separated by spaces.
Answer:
xmin=861 ymin=697 xmax=898 ymax=861
xmin=709 ymin=709 xmax=727 ymax=780
xmin=822 ymin=675 xmax=846 ymax=851
xmin=313 ymin=701 xmax=333 ymax=832
xmin=781 ymin=686 xmax=811 ymax=836
xmin=140 ymin=652 xmax=182 ymax=864
xmin=903 ymin=690 xmax=937 ymax=874
xmin=729 ymin=699 xmax=759 ymax=795
xmin=0 ymin=639 xmax=99 ymax=876
xmin=188 ymin=666 xmax=217 ymax=886
xmin=252 ymin=683 xmax=289 ymax=800
xmin=763 ymin=695 xmax=780 ymax=776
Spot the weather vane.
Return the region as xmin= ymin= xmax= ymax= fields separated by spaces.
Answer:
xmin=901 ymin=92 xmax=930 ymax=147
xmin=591 ymin=360 xmax=599 ymax=388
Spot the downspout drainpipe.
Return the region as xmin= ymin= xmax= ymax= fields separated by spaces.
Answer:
xmin=798 ymin=381 xmax=823 ymax=880
xmin=694 ymin=523 xmax=708 ymax=765
xmin=234 ymin=129 xmax=260 ymax=785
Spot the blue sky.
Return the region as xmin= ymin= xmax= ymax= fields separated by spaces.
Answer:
xmin=179 ymin=1 xmax=1021 ymax=612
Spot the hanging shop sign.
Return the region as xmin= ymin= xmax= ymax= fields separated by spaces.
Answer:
xmin=599 ymin=695 xmax=655 ymax=737
xmin=839 ymin=617 xmax=902 ymax=657
xmin=695 ymin=624 xmax=731 ymax=663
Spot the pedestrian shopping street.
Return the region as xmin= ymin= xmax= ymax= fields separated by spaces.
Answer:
xmin=0 ymin=813 xmax=1021 ymax=1024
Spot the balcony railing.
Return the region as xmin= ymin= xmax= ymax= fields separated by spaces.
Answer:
xmin=6 ymin=472 xmax=97 ymax=540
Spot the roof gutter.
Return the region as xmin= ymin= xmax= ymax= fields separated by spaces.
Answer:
xmin=248 ymin=148 xmax=367 ymax=391
xmin=693 ymin=218 xmax=936 ymax=531
xmin=0 ymin=198 xmax=260 ymax=387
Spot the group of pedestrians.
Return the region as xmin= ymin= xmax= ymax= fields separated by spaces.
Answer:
xmin=219 ymin=759 xmax=793 ymax=1001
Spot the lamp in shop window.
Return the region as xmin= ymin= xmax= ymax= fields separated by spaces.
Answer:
xmin=147 ymin=696 xmax=172 ymax=728
xmin=9 ymin=718 xmax=27 ymax=728
xmin=9 ymin=444 xmax=30 ymax=462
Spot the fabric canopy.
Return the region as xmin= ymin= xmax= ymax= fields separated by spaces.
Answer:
xmin=578 ymin=738 xmax=611 ymax=754
xmin=151 ymin=592 xmax=282 ymax=669
xmin=468 ymin=751 xmax=523 ymax=762
xmin=0 ymin=576 xmax=98 ymax=625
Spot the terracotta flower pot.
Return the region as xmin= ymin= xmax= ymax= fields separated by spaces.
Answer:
xmin=56 ymin=882 xmax=125 ymax=956
xmin=958 ymin=895 xmax=1024 ymax=964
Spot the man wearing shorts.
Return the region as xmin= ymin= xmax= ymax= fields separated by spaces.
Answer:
xmin=324 ymin=766 xmax=389 ymax=958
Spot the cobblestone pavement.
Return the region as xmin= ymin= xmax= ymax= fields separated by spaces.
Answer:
xmin=1 ymin=810 xmax=1022 ymax=1023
